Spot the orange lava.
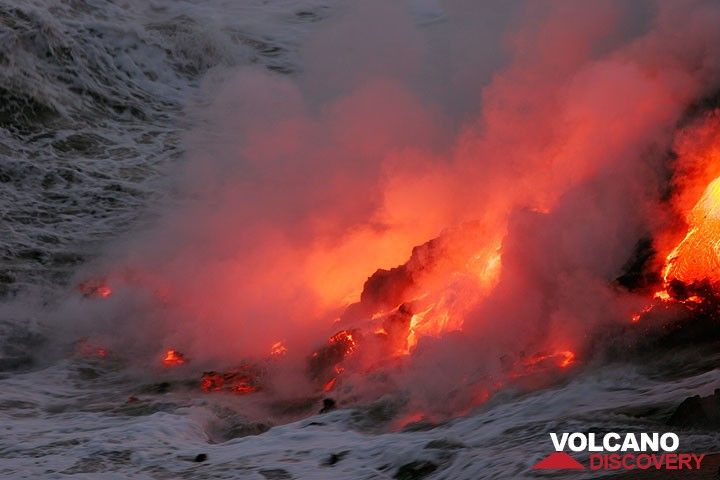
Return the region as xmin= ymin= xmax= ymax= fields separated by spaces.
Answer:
xmin=657 ymin=114 xmax=720 ymax=289
xmin=558 ymin=351 xmax=575 ymax=368
xmin=400 ymin=238 xmax=503 ymax=354
xmin=662 ymin=175 xmax=720 ymax=285
xmin=270 ymin=341 xmax=287 ymax=356
xmin=200 ymin=365 xmax=261 ymax=394
xmin=628 ymin=114 xmax=720 ymax=325
xmin=200 ymin=372 xmax=225 ymax=392
xmin=162 ymin=349 xmax=186 ymax=366
xmin=329 ymin=330 xmax=358 ymax=354
xmin=516 ymin=350 xmax=576 ymax=375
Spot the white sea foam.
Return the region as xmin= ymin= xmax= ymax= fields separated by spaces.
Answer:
xmin=1 ymin=358 xmax=718 ymax=478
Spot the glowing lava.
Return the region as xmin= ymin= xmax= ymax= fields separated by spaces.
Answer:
xmin=78 ymin=280 xmax=112 ymax=298
xmin=515 ymin=350 xmax=576 ymax=376
xmin=662 ymin=175 xmax=720 ymax=285
xmin=200 ymin=365 xmax=261 ymax=394
xmin=627 ymin=117 xmax=720 ymax=325
xmin=322 ymin=377 xmax=337 ymax=392
xmin=162 ymin=349 xmax=186 ymax=366
xmin=270 ymin=341 xmax=287 ymax=356
xmin=329 ymin=330 xmax=358 ymax=353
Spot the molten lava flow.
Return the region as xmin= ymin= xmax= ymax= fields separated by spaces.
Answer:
xmin=342 ymin=226 xmax=504 ymax=357
xmin=322 ymin=377 xmax=337 ymax=392
xmin=615 ymin=162 xmax=720 ymax=323
xmin=329 ymin=330 xmax=358 ymax=353
xmin=653 ymin=115 xmax=720 ymax=300
xmin=399 ymin=241 xmax=502 ymax=353
xmin=200 ymin=365 xmax=261 ymax=394
xmin=514 ymin=350 xmax=576 ymax=377
xmin=647 ymin=174 xmax=720 ymax=311
xmin=162 ymin=349 xmax=186 ymax=366
xmin=558 ymin=351 xmax=576 ymax=368
xmin=662 ymin=175 xmax=720 ymax=285
xmin=306 ymin=329 xmax=361 ymax=390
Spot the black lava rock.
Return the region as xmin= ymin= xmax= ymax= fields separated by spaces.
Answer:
xmin=668 ymin=389 xmax=720 ymax=428
xmin=319 ymin=398 xmax=336 ymax=414
xmin=394 ymin=461 xmax=438 ymax=480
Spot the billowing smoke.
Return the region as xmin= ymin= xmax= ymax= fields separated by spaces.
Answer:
xmin=55 ymin=0 xmax=720 ymax=416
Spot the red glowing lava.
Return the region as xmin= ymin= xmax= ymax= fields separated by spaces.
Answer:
xmin=270 ymin=341 xmax=287 ymax=356
xmin=621 ymin=113 xmax=720 ymax=328
xmin=76 ymin=338 xmax=109 ymax=358
xmin=329 ymin=330 xmax=358 ymax=354
xmin=162 ymin=349 xmax=186 ymax=366
xmin=78 ymin=279 xmax=112 ymax=298
xmin=307 ymin=329 xmax=361 ymax=384
xmin=322 ymin=377 xmax=337 ymax=392
xmin=661 ymin=175 xmax=720 ymax=287
xmin=655 ymin=114 xmax=720 ymax=289
xmin=200 ymin=364 xmax=262 ymax=394
xmin=514 ymin=350 xmax=577 ymax=377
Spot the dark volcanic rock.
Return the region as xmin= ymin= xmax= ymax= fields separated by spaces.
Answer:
xmin=424 ymin=438 xmax=466 ymax=450
xmin=394 ymin=461 xmax=438 ymax=480
xmin=341 ymin=222 xmax=487 ymax=324
xmin=319 ymin=398 xmax=336 ymax=414
xmin=359 ymin=265 xmax=414 ymax=313
xmin=615 ymin=237 xmax=659 ymax=290
xmin=668 ymin=389 xmax=720 ymax=428
xmin=321 ymin=450 xmax=349 ymax=466
xmin=259 ymin=469 xmax=292 ymax=480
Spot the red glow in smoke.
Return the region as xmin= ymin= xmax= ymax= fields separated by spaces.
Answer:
xmin=69 ymin=2 xmax=720 ymax=421
xmin=76 ymin=338 xmax=109 ymax=358
xmin=270 ymin=341 xmax=287 ymax=356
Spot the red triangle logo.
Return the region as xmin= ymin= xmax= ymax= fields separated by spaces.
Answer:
xmin=532 ymin=452 xmax=585 ymax=470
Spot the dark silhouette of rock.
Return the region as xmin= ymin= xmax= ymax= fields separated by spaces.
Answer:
xmin=424 ymin=438 xmax=466 ymax=450
xmin=615 ymin=237 xmax=659 ymax=290
xmin=321 ymin=450 xmax=349 ymax=466
xmin=259 ymin=468 xmax=292 ymax=479
xmin=319 ymin=398 xmax=336 ymax=414
xmin=668 ymin=389 xmax=720 ymax=428
xmin=193 ymin=453 xmax=207 ymax=462
xmin=341 ymin=222 xmax=488 ymax=325
xmin=394 ymin=461 xmax=438 ymax=480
